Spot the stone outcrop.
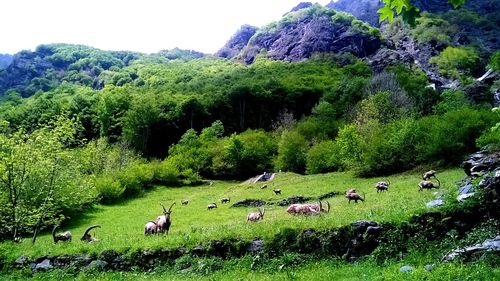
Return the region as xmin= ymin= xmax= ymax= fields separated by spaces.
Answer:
xmin=443 ymin=236 xmax=500 ymax=261
xmin=215 ymin=25 xmax=258 ymax=59
xmin=326 ymin=0 xmax=384 ymax=27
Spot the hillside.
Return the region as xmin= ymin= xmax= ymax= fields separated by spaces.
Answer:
xmin=0 ymin=1 xmax=499 ymax=279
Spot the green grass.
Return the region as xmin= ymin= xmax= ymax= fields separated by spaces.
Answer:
xmin=0 ymin=169 xmax=464 ymax=262
xmin=3 ymin=257 xmax=499 ymax=280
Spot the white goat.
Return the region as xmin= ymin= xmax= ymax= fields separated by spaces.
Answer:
xmin=247 ymin=208 xmax=265 ymax=222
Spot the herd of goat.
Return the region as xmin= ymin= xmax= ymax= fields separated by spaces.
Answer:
xmin=51 ymin=170 xmax=441 ymax=241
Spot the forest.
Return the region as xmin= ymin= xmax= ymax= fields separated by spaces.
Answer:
xmin=0 ymin=2 xmax=499 ymax=280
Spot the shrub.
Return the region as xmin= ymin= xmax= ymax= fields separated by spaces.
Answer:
xmin=433 ymin=89 xmax=471 ymax=114
xmin=306 ymin=140 xmax=341 ymax=174
xmin=276 ymin=130 xmax=308 ymax=173
xmin=152 ymin=159 xmax=181 ymax=185
xmin=95 ymin=175 xmax=124 ymax=202
xmin=429 ymin=46 xmax=480 ymax=79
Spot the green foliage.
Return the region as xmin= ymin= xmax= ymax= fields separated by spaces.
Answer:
xmin=0 ymin=118 xmax=96 ymax=240
xmin=411 ymin=12 xmax=455 ymax=45
xmin=378 ymin=0 xmax=466 ymax=25
xmin=429 ymin=46 xmax=480 ymax=79
xmin=433 ymin=89 xmax=471 ymax=114
xmin=476 ymin=107 xmax=500 ymax=149
xmin=275 ymin=130 xmax=308 ymax=173
xmin=306 ymin=140 xmax=341 ymax=174
xmin=489 ymin=51 xmax=500 ymax=71
xmin=95 ymin=175 xmax=124 ymax=202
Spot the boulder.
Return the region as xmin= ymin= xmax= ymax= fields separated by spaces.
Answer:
xmin=34 ymin=259 xmax=53 ymax=272
xmin=400 ymin=265 xmax=413 ymax=272
xmin=443 ymin=236 xmax=500 ymax=262
xmin=426 ymin=199 xmax=444 ymax=208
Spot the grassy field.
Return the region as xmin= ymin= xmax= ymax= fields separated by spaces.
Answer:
xmin=0 ymin=169 xmax=465 ymax=262
xmin=4 ymin=257 xmax=500 ymax=281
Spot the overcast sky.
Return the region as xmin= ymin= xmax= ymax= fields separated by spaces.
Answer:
xmin=1 ymin=0 xmax=332 ymax=55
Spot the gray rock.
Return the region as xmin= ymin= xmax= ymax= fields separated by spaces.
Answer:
xmin=458 ymin=184 xmax=474 ymax=195
xmin=34 ymin=259 xmax=53 ymax=272
xmin=15 ymin=255 xmax=28 ymax=265
xmin=426 ymin=199 xmax=444 ymax=208
xmin=400 ymin=265 xmax=413 ymax=272
xmin=457 ymin=193 xmax=475 ymax=202
xmin=424 ymin=263 xmax=435 ymax=272
xmin=87 ymin=260 xmax=108 ymax=270
xmin=443 ymin=236 xmax=500 ymax=261
xmin=248 ymin=240 xmax=264 ymax=253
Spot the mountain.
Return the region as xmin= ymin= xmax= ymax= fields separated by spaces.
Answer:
xmin=326 ymin=0 xmax=384 ymax=27
xmin=218 ymin=4 xmax=381 ymax=63
xmin=215 ymin=25 xmax=258 ymax=59
xmin=0 ymin=54 xmax=13 ymax=69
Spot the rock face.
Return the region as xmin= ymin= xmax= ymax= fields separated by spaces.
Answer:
xmin=237 ymin=5 xmax=381 ymax=63
xmin=443 ymin=236 xmax=500 ymax=261
xmin=326 ymin=0 xmax=384 ymax=27
xmin=215 ymin=25 xmax=258 ymax=58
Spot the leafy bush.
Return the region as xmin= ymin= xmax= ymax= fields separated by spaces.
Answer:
xmin=95 ymin=175 xmax=124 ymax=202
xmin=433 ymin=89 xmax=471 ymax=114
xmin=429 ymin=46 xmax=480 ymax=79
xmin=411 ymin=12 xmax=456 ymax=46
xmin=276 ymin=130 xmax=308 ymax=173
xmin=306 ymin=140 xmax=341 ymax=174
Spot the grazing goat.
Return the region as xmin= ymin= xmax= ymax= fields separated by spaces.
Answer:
xmin=422 ymin=170 xmax=437 ymax=180
xmin=144 ymin=221 xmax=158 ymax=235
xmin=181 ymin=199 xmax=189 ymax=205
xmin=209 ymin=181 xmax=214 ymax=186
xmin=287 ymin=201 xmax=330 ymax=215
xmin=157 ymin=201 xmax=175 ymax=235
xmin=247 ymin=208 xmax=265 ymax=222
xmin=273 ymin=189 xmax=282 ymax=195
xmin=375 ymin=180 xmax=390 ymax=192
xmin=207 ymin=203 xmax=218 ymax=210
xmin=81 ymin=225 xmax=101 ymax=243
xmin=261 ymin=184 xmax=268 ymax=189
xmin=418 ymin=178 xmax=440 ymax=191
xmin=220 ymin=197 xmax=230 ymax=204
xmin=345 ymin=190 xmax=365 ymax=203
xmin=52 ymin=224 xmax=72 ymax=243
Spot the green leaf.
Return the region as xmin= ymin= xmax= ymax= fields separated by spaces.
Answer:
xmin=390 ymin=0 xmax=407 ymax=14
xmin=377 ymin=6 xmax=395 ymax=23
xmin=448 ymin=0 xmax=466 ymax=9
xmin=401 ymin=6 xmax=420 ymax=27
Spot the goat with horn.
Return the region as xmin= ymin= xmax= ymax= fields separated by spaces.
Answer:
xmin=52 ymin=224 xmax=72 ymax=243
xmin=247 ymin=208 xmax=265 ymax=222
xmin=81 ymin=225 xmax=101 ymax=243
xmin=157 ymin=201 xmax=176 ymax=235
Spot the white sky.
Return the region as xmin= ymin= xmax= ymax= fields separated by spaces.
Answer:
xmin=1 ymin=0 xmax=332 ymax=55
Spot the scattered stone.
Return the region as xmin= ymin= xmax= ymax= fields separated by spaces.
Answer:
xmin=400 ymin=265 xmax=413 ymax=272
xmin=277 ymin=196 xmax=311 ymax=206
xmin=34 ymin=259 xmax=53 ymax=272
xmin=426 ymin=199 xmax=444 ymax=208
xmin=317 ymin=191 xmax=340 ymax=200
xmin=15 ymin=255 xmax=28 ymax=265
xmin=443 ymin=236 xmax=500 ymax=262
xmin=248 ymin=240 xmax=264 ymax=253
xmin=424 ymin=263 xmax=435 ymax=272
xmin=87 ymin=260 xmax=108 ymax=270
xmin=458 ymin=184 xmax=473 ymax=195
xmin=457 ymin=193 xmax=475 ymax=202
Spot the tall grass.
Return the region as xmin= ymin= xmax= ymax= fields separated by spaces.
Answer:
xmin=0 ymin=169 xmax=464 ymax=261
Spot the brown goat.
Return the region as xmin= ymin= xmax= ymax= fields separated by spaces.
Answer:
xmin=181 ymin=199 xmax=189 ymax=205
xmin=220 ymin=197 xmax=230 ymax=204
xmin=273 ymin=189 xmax=282 ymax=195
xmin=52 ymin=224 xmax=72 ymax=243
xmin=157 ymin=201 xmax=175 ymax=234
xmin=80 ymin=225 xmax=101 ymax=243
xmin=422 ymin=170 xmax=437 ymax=180
xmin=247 ymin=208 xmax=265 ymax=222
xmin=418 ymin=178 xmax=440 ymax=191
xmin=375 ymin=180 xmax=390 ymax=192
xmin=345 ymin=190 xmax=365 ymax=203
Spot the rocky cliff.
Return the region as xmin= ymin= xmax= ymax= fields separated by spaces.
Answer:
xmin=222 ymin=4 xmax=381 ymax=64
xmin=326 ymin=0 xmax=384 ymax=27
xmin=215 ymin=25 xmax=258 ymax=59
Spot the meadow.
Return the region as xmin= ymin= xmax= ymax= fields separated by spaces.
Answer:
xmin=0 ymin=168 xmax=465 ymax=262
